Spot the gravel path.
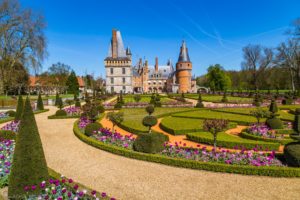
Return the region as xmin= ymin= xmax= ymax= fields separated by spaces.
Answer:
xmin=34 ymin=106 xmax=300 ymax=200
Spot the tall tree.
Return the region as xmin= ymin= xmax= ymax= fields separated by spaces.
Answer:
xmin=66 ymin=70 xmax=79 ymax=95
xmin=0 ymin=0 xmax=47 ymax=95
xmin=206 ymin=64 xmax=231 ymax=91
xmin=242 ymin=44 xmax=274 ymax=90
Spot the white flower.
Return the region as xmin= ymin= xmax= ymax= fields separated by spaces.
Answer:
xmin=83 ymin=190 xmax=87 ymax=194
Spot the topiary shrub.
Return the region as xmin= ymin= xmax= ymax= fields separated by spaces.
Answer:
xmin=142 ymin=115 xmax=158 ymax=133
xmin=75 ymin=99 xmax=81 ymax=107
xmin=114 ymin=102 xmax=123 ymax=109
xmin=15 ymin=95 xmax=24 ymax=120
xmin=8 ymin=97 xmax=49 ymax=197
xmin=97 ymin=105 xmax=105 ymax=113
xmin=266 ymin=118 xmax=283 ymax=129
xmin=295 ymin=108 xmax=300 ymax=115
xmin=284 ymin=142 xmax=300 ymax=167
xmin=5 ymin=110 xmax=16 ymax=117
xmin=54 ymin=93 xmax=60 ymax=106
xmin=195 ymin=93 xmax=204 ymax=108
xmin=221 ymin=92 xmax=228 ymax=103
xmin=84 ymin=122 xmax=102 ymax=136
xmin=145 ymin=105 xmax=155 ymax=115
xmin=269 ymin=99 xmax=278 ymax=117
xmin=133 ymin=132 xmax=168 ymax=154
xmin=55 ymin=110 xmax=67 ymax=116
xmin=37 ymin=93 xmax=44 ymax=110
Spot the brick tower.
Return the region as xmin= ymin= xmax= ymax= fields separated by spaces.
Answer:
xmin=176 ymin=41 xmax=192 ymax=93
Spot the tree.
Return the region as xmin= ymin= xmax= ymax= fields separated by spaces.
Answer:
xmin=106 ymin=112 xmax=124 ymax=133
xmin=142 ymin=116 xmax=158 ymax=133
xmin=269 ymin=99 xmax=278 ymax=117
xmin=54 ymin=93 xmax=60 ymax=106
xmin=203 ymin=119 xmax=228 ymax=149
xmin=250 ymin=108 xmax=269 ymax=124
xmin=8 ymin=97 xmax=49 ymax=197
xmin=0 ymin=0 xmax=47 ymax=95
xmin=46 ymin=62 xmax=71 ymax=93
xmin=37 ymin=93 xmax=44 ymax=110
xmin=66 ymin=70 xmax=79 ymax=95
xmin=57 ymin=97 xmax=63 ymax=110
xmin=15 ymin=95 xmax=23 ymax=120
xmin=134 ymin=94 xmax=141 ymax=102
xmin=206 ymin=64 xmax=231 ymax=91
xmin=195 ymin=93 xmax=204 ymax=108
xmin=145 ymin=105 xmax=155 ymax=115
xmin=242 ymin=44 xmax=274 ymax=90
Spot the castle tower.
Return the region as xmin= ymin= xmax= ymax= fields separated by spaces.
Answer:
xmin=176 ymin=41 xmax=192 ymax=93
xmin=104 ymin=29 xmax=132 ymax=93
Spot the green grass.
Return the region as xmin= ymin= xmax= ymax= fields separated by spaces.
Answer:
xmin=186 ymin=131 xmax=280 ymax=150
xmin=0 ymin=94 xmax=74 ymax=100
xmin=172 ymin=109 xmax=258 ymax=124
xmin=123 ymin=96 xmax=175 ymax=103
xmin=120 ymin=107 xmax=196 ymax=132
xmin=178 ymin=94 xmax=253 ymax=103
xmin=160 ymin=116 xmax=204 ymax=134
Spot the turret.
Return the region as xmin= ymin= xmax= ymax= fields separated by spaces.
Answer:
xmin=176 ymin=41 xmax=192 ymax=93
xmin=126 ymin=46 xmax=132 ymax=60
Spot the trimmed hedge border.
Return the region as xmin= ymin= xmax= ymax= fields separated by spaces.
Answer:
xmin=276 ymin=129 xmax=294 ymax=135
xmin=48 ymin=115 xmax=80 ymax=119
xmin=73 ymin=120 xmax=300 ymax=177
xmin=240 ymin=132 xmax=294 ymax=145
xmin=186 ymin=132 xmax=280 ymax=150
xmin=0 ymin=109 xmax=48 ymax=124
xmin=0 ymin=130 xmax=16 ymax=140
xmin=171 ymin=115 xmax=252 ymax=125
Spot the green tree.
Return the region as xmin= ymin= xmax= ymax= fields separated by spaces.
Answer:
xmin=37 ymin=93 xmax=44 ymax=110
xmin=133 ymin=94 xmax=141 ymax=102
xmin=206 ymin=64 xmax=231 ymax=91
xmin=250 ymin=108 xmax=269 ymax=124
xmin=66 ymin=70 xmax=79 ymax=95
xmin=203 ymin=119 xmax=228 ymax=149
xmin=106 ymin=112 xmax=124 ymax=133
xmin=15 ymin=95 xmax=24 ymax=121
xmin=142 ymin=115 xmax=157 ymax=133
xmin=8 ymin=97 xmax=49 ymax=197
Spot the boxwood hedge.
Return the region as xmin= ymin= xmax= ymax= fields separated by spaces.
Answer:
xmin=186 ymin=132 xmax=280 ymax=150
xmin=73 ymin=120 xmax=300 ymax=177
xmin=240 ymin=132 xmax=295 ymax=145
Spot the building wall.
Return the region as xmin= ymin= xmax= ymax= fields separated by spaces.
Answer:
xmin=176 ymin=62 xmax=192 ymax=93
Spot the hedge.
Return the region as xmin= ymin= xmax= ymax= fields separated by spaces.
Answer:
xmin=73 ymin=120 xmax=300 ymax=177
xmin=48 ymin=115 xmax=80 ymax=119
xmin=186 ymin=132 xmax=280 ymax=150
xmin=0 ymin=130 xmax=16 ymax=140
xmin=0 ymin=109 xmax=49 ymax=125
xmin=240 ymin=132 xmax=295 ymax=145
xmin=275 ymin=129 xmax=294 ymax=135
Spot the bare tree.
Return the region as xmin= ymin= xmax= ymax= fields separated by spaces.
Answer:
xmin=0 ymin=0 xmax=47 ymax=95
xmin=241 ymin=44 xmax=274 ymax=90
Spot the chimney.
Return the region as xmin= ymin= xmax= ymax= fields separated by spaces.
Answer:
xmin=112 ymin=29 xmax=118 ymax=58
xmin=155 ymin=57 xmax=158 ymax=72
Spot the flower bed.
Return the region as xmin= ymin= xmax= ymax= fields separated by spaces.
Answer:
xmin=73 ymin=121 xmax=300 ymax=177
xmin=1 ymin=121 xmax=20 ymax=133
xmin=0 ymin=112 xmax=8 ymax=120
xmin=63 ymin=106 xmax=81 ymax=116
xmin=0 ymin=139 xmax=14 ymax=187
xmin=24 ymin=177 xmax=113 ymax=200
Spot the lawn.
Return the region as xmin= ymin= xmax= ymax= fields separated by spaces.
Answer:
xmin=172 ymin=109 xmax=258 ymax=124
xmin=172 ymin=94 xmax=253 ymax=103
xmin=0 ymin=94 xmax=74 ymax=100
xmin=186 ymin=131 xmax=280 ymax=150
xmin=123 ymin=96 xmax=175 ymax=103
xmin=119 ymin=107 xmax=195 ymax=133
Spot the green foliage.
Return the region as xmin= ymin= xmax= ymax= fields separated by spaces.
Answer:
xmin=203 ymin=119 xmax=229 ymax=148
xmin=293 ymin=114 xmax=300 ymax=134
xmin=57 ymin=97 xmax=63 ymax=110
xmin=114 ymin=102 xmax=123 ymax=109
xmin=133 ymin=94 xmax=141 ymax=102
xmin=250 ymin=108 xmax=269 ymax=123
xmin=295 ymin=108 xmax=300 ymax=115
xmin=65 ymin=99 xmax=74 ymax=107
xmin=0 ymin=130 xmax=16 ymax=140
xmin=195 ymin=93 xmax=204 ymax=108
xmin=73 ymin=121 xmax=300 ymax=177
xmin=106 ymin=112 xmax=124 ymax=131
xmin=142 ymin=116 xmax=157 ymax=133
xmin=15 ymin=95 xmax=24 ymax=120
xmin=55 ymin=109 xmax=67 ymax=116
xmin=145 ymin=105 xmax=155 ymax=115
xmin=75 ymin=99 xmax=81 ymax=107
xmin=150 ymin=94 xmax=161 ymax=107
xmin=37 ymin=93 xmax=44 ymax=110
xmin=266 ymin=118 xmax=283 ymax=129
xmin=206 ymin=64 xmax=231 ymax=91
xmin=97 ymin=105 xmax=105 ymax=113
xmin=5 ymin=110 xmax=15 ymax=117
xmin=221 ymin=91 xmax=228 ymax=103
xmin=252 ymin=93 xmax=261 ymax=107
xmin=54 ymin=93 xmax=60 ymax=106
xmin=133 ymin=132 xmax=168 ymax=153
xmin=84 ymin=122 xmax=102 ymax=136
xmin=8 ymin=97 xmax=49 ymax=197
xmin=269 ymin=99 xmax=278 ymax=114
xmin=240 ymin=132 xmax=294 ymax=145
xmin=66 ymin=70 xmax=79 ymax=95
xmin=284 ymin=143 xmax=300 ymax=167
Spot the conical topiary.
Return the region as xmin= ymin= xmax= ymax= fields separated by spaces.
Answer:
xmin=195 ymin=93 xmax=204 ymax=108
xmin=8 ymin=97 xmax=49 ymax=197
xmin=54 ymin=93 xmax=59 ymax=106
xmin=15 ymin=95 xmax=24 ymax=121
xmin=269 ymin=99 xmax=278 ymax=116
xmin=37 ymin=93 xmax=44 ymax=110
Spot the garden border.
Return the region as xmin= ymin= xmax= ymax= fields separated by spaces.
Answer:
xmin=73 ymin=120 xmax=300 ymax=177
xmin=240 ymin=131 xmax=294 ymax=145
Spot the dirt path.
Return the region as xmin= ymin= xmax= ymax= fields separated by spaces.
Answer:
xmin=28 ymin=106 xmax=300 ymax=200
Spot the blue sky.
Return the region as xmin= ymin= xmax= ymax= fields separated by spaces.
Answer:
xmin=20 ymin=0 xmax=300 ymax=77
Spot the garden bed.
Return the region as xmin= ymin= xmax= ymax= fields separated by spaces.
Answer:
xmin=73 ymin=120 xmax=300 ymax=177
xmin=186 ymin=131 xmax=280 ymax=150
xmin=240 ymin=132 xmax=294 ymax=145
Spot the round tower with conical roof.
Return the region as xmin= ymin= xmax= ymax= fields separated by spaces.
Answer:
xmin=176 ymin=41 xmax=192 ymax=93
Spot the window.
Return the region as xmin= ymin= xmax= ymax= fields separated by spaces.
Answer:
xmin=111 ymin=86 xmax=114 ymax=93
xmin=122 ymin=68 xmax=126 ymax=74
xmin=122 ymin=78 xmax=125 ymax=83
xmin=111 ymin=77 xmax=114 ymax=84
xmin=110 ymin=68 xmax=113 ymax=74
